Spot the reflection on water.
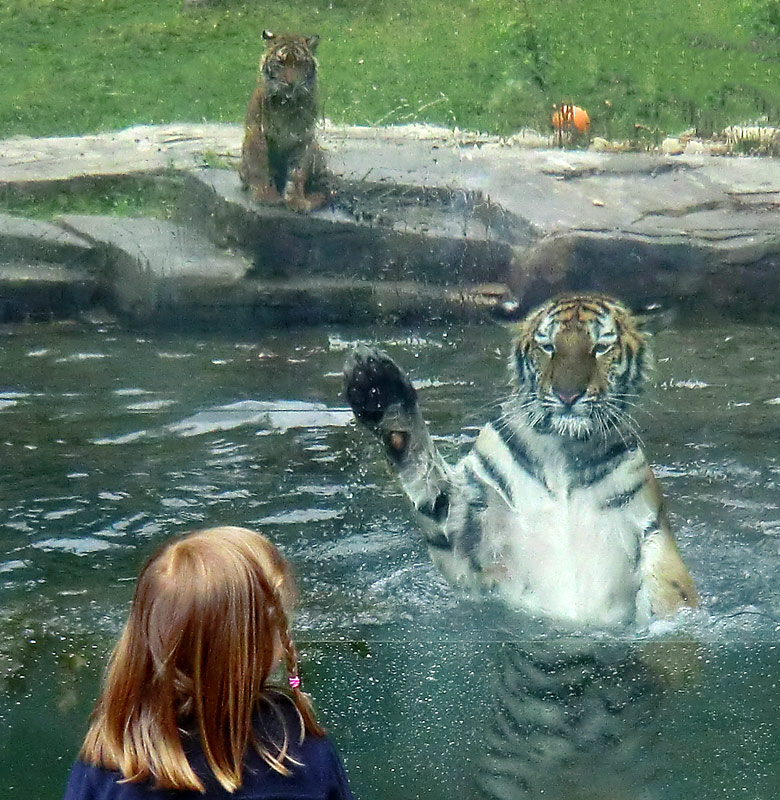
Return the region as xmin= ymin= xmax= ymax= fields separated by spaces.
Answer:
xmin=1 ymin=318 xmax=780 ymax=798
xmin=167 ymin=400 xmax=353 ymax=438
xmin=479 ymin=640 xmax=665 ymax=800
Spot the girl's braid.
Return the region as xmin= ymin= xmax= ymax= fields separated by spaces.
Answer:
xmin=261 ymin=571 xmax=324 ymax=736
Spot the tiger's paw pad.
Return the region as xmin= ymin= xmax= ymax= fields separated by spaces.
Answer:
xmin=385 ymin=430 xmax=408 ymax=453
xmin=343 ymin=345 xmax=417 ymax=427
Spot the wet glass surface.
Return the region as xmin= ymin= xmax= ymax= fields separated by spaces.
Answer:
xmin=1 ymin=317 xmax=780 ymax=799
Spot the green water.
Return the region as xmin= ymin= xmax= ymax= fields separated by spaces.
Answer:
xmin=1 ymin=317 xmax=779 ymax=798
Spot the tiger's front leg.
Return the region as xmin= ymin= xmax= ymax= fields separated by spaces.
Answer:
xmin=282 ymin=143 xmax=327 ymax=213
xmin=239 ymin=90 xmax=283 ymax=205
xmin=343 ymin=346 xmax=454 ymax=537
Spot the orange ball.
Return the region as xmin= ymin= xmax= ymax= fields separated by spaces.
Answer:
xmin=552 ymin=104 xmax=591 ymax=135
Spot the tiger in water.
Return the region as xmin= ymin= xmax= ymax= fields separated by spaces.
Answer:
xmin=344 ymin=292 xmax=698 ymax=799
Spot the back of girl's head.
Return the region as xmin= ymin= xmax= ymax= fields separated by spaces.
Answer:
xmin=80 ymin=526 xmax=322 ymax=793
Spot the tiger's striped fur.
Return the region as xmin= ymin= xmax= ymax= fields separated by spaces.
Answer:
xmin=343 ymin=293 xmax=697 ymax=629
xmin=478 ymin=639 xmax=666 ymax=800
xmin=345 ymin=293 xmax=698 ymax=798
xmin=239 ymin=30 xmax=328 ymax=213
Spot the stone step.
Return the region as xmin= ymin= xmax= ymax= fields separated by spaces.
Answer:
xmin=180 ymin=169 xmax=524 ymax=285
xmin=57 ymin=214 xmax=252 ymax=322
xmin=4 ymin=124 xmax=780 ymax=323
xmin=0 ymin=213 xmax=97 ymax=268
xmin=0 ymin=261 xmax=99 ymax=322
xmin=54 ymin=213 xmax=510 ymax=325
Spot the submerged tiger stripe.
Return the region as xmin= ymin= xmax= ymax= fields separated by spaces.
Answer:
xmin=478 ymin=640 xmax=664 ymax=800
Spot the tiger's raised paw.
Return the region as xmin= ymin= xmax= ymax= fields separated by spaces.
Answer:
xmin=343 ymin=345 xmax=417 ymax=428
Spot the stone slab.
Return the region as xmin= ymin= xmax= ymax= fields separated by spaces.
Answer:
xmin=2 ymin=124 xmax=780 ymax=322
xmin=0 ymin=213 xmax=96 ymax=267
xmin=0 ymin=124 xmax=242 ymax=186
xmin=4 ymin=123 xmax=780 ymax=236
xmin=51 ymin=213 xmax=506 ymax=325
xmin=184 ymin=163 xmax=780 ymax=318
xmin=181 ymin=169 xmax=521 ymax=285
xmin=57 ymin=215 xmax=251 ymax=321
xmin=510 ymin=231 xmax=780 ymax=316
xmin=321 ymin=137 xmax=734 ymax=234
xmin=0 ymin=123 xmax=530 ymax=186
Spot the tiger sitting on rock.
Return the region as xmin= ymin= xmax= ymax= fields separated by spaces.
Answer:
xmin=239 ymin=30 xmax=328 ymax=213
xmin=344 ymin=292 xmax=698 ymax=630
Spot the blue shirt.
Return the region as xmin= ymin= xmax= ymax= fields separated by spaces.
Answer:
xmin=63 ymin=701 xmax=355 ymax=800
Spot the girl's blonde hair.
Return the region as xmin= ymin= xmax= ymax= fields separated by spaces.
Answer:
xmin=80 ymin=526 xmax=323 ymax=793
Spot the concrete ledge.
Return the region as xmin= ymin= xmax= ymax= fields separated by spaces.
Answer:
xmin=1 ymin=124 xmax=780 ymax=325
xmin=511 ymin=230 xmax=780 ymax=315
xmin=181 ymin=169 xmax=521 ymax=285
xmin=57 ymin=215 xmax=252 ymax=322
xmin=0 ymin=262 xmax=99 ymax=322
xmin=0 ymin=213 xmax=96 ymax=268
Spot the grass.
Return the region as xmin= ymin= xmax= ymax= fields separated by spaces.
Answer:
xmin=0 ymin=175 xmax=182 ymax=220
xmin=1 ymin=0 xmax=780 ymax=141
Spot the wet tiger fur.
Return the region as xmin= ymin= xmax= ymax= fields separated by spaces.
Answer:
xmin=239 ymin=30 xmax=328 ymax=213
xmin=477 ymin=638 xmax=668 ymax=800
xmin=344 ymin=293 xmax=698 ymax=798
xmin=343 ymin=292 xmax=697 ymax=629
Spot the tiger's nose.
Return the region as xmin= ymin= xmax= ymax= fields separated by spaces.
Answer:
xmin=554 ymin=389 xmax=583 ymax=407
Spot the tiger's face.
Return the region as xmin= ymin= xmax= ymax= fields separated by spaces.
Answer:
xmin=511 ymin=294 xmax=650 ymax=439
xmin=260 ymin=30 xmax=319 ymax=102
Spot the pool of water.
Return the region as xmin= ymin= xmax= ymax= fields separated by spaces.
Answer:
xmin=1 ymin=316 xmax=780 ymax=798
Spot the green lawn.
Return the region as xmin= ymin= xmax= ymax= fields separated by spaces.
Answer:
xmin=0 ymin=175 xmax=182 ymax=219
xmin=1 ymin=0 xmax=780 ymax=141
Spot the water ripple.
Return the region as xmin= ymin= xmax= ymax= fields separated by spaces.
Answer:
xmin=167 ymin=400 xmax=353 ymax=437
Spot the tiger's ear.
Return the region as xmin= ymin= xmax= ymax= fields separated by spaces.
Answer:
xmin=306 ymin=34 xmax=320 ymax=50
xmin=262 ymin=29 xmax=275 ymax=42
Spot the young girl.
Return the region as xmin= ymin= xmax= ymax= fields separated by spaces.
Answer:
xmin=63 ymin=526 xmax=355 ymax=799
